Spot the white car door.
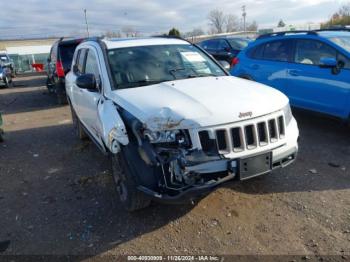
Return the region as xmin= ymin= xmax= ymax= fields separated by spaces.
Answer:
xmin=75 ymin=47 xmax=103 ymax=141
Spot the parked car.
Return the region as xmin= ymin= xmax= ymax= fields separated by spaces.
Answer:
xmin=231 ymin=29 xmax=350 ymax=121
xmin=0 ymin=113 xmax=4 ymax=142
xmin=197 ymin=37 xmax=251 ymax=66
xmin=66 ymin=37 xmax=299 ymax=211
xmin=0 ymin=52 xmax=16 ymax=77
xmin=46 ymin=38 xmax=83 ymax=104
xmin=0 ymin=63 xmax=13 ymax=88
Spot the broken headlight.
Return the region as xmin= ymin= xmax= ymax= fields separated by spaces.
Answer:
xmin=283 ymin=103 xmax=293 ymax=126
xmin=144 ymin=129 xmax=187 ymax=145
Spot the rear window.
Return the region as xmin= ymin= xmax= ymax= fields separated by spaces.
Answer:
xmin=248 ymin=40 xmax=290 ymax=62
xmin=59 ymin=44 xmax=78 ymax=70
xmin=227 ymin=38 xmax=250 ymax=50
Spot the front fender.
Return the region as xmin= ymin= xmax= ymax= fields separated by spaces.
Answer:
xmin=98 ymin=99 xmax=129 ymax=153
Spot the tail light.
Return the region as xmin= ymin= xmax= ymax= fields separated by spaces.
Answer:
xmin=56 ymin=61 xmax=65 ymax=77
xmin=231 ymin=57 xmax=239 ymax=68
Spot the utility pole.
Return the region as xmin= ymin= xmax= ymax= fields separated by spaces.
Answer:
xmin=84 ymin=9 xmax=90 ymax=37
xmin=242 ymin=5 xmax=247 ymax=32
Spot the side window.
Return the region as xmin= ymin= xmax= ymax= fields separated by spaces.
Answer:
xmin=263 ymin=40 xmax=290 ymax=62
xmin=76 ymin=49 xmax=87 ymax=74
xmin=50 ymin=44 xmax=58 ymax=62
xmin=85 ymin=49 xmax=100 ymax=79
xmin=248 ymin=44 xmax=264 ymax=59
xmin=205 ymin=40 xmax=219 ymax=50
xmin=218 ymin=40 xmax=230 ymax=51
xmin=294 ymin=39 xmax=336 ymax=65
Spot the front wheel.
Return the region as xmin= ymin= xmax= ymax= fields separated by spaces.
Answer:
xmin=111 ymin=151 xmax=151 ymax=212
xmin=0 ymin=129 xmax=3 ymax=142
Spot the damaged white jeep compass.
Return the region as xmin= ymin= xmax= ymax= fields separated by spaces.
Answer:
xmin=66 ymin=37 xmax=299 ymax=211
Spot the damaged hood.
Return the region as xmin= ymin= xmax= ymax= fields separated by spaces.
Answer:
xmin=109 ymin=76 xmax=289 ymax=130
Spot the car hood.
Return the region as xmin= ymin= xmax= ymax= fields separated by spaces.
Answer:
xmin=109 ymin=76 xmax=288 ymax=130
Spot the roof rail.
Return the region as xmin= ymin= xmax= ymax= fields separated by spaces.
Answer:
xmin=257 ymin=30 xmax=318 ymax=39
xmin=315 ymin=28 xmax=350 ymax=32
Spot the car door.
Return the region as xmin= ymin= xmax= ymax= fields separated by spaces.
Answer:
xmin=75 ymin=47 xmax=103 ymax=139
xmin=246 ymin=40 xmax=291 ymax=93
xmin=201 ymin=39 xmax=220 ymax=59
xmin=215 ymin=39 xmax=232 ymax=63
xmin=286 ymin=39 xmax=350 ymax=118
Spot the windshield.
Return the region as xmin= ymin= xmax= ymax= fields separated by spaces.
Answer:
xmin=227 ymin=38 xmax=250 ymax=50
xmin=327 ymin=36 xmax=350 ymax=52
xmin=107 ymin=44 xmax=226 ymax=89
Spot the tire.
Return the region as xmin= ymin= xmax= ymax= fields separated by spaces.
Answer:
xmin=111 ymin=150 xmax=151 ymax=212
xmin=57 ymin=93 xmax=68 ymax=105
xmin=70 ymin=103 xmax=87 ymax=140
xmin=0 ymin=130 xmax=3 ymax=142
xmin=4 ymin=77 xmax=12 ymax=88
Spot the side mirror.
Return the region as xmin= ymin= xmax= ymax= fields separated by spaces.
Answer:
xmin=319 ymin=57 xmax=337 ymax=68
xmin=224 ymin=47 xmax=231 ymax=52
xmin=219 ymin=60 xmax=230 ymax=70
xmin=76 ymin=74 xmax=97 ymax=91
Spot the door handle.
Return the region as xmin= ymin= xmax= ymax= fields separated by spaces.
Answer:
xmin=251 ymin=64 xmax=260 ymax=70
xmin=288 ymin=69 xmax=300 ymax=76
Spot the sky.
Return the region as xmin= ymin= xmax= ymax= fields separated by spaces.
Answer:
xmin=0 ymin=0 xmax=348 ymax=39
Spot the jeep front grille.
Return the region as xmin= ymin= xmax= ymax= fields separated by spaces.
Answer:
xmin=199 ymin=115 xmax=285 ymax=155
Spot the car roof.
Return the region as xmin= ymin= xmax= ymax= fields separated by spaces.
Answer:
xmin=257 ymin=30 xmax=350 ymax=41
xmin=102 ymin=37 xmax=190 ymax=49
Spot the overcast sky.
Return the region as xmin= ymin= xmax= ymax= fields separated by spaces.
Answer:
xmin=0 ymin=0 xmax=347 ymax=39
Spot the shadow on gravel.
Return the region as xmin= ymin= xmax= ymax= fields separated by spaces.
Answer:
xmin=0 ymin=77 xmax=62 ymax=115
xmin=0 ymin=124 xmax=195 ymax=255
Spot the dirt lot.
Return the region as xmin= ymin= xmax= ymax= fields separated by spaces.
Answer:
xmin=0 ymin=75 xmax=349 ymax=258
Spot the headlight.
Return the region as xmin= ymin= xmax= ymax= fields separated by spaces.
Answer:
xmin=144 ymin=129 xmax=187 ymax=144
xmin=283 ymin=103 xmax=293 ymax=126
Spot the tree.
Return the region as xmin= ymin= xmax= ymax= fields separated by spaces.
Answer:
xmin=105 ymin=30 xmax=122 ymax=38
xmin=226 ymin=14 xmax=240 ymax=32
xmin=183 ymin=28 xmax=205 ymax=38
xmin=168 ymin=28 xmax=181 ymax=37
xmin=247 ymin=21 xmax=258 ymax=31
xmin=208 ymin=9 xmax=226 ymax=34
xmin=322 ymin=3 xmax=350 ymax=28
xmin=122 ymin=26 xmax=135 ymax=37
xmin=278 ymin=19 xmax=286 ymax=27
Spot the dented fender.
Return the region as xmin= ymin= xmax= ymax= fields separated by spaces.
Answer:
xmin=98 ymin=99 xmax=129 ymax=153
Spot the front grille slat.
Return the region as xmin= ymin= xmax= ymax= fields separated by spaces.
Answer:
xmin=198 ymin=114 xmax=285 ymax=155
xmin=244 ymin=125 xmax=257 ymax=149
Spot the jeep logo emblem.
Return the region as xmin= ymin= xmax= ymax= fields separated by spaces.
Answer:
xmin=239 ymin=111 xmax=253 ymax=118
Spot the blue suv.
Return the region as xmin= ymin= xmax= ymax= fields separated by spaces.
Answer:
xmin=231 ymin=30 xmax=350 ymax=121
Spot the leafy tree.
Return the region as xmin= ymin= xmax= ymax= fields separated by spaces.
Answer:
xmin=322 ymin=3 xmax=350 ymax=28
xmin=278 ymin=19 xmax=286 ymax=27
xmin=168 ymin=28 xmax=181 ymax=37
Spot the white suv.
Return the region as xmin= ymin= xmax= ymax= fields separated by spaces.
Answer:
xmin=66 ymin=37 xmax=299 ymax=211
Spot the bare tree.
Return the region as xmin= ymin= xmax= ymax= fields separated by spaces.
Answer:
xmin=226 ymin=14 xmax=240 ymax=32
xmin=105 ymin=30 xmax=122 ymax=38
xmin=122 ymin=26 xmax=136 ymax=37
xmin=208 ymin=9 xmax=226 ymax=34
xmin=247 ymin=21 xmax=258 ymax=31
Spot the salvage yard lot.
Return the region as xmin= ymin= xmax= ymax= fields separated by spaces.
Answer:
xmin=0 ymin=75 xmax=349 ymax=257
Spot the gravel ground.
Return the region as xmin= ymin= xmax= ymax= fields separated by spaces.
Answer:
xmin=0 ymin=75 xmax=349 ymax=259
